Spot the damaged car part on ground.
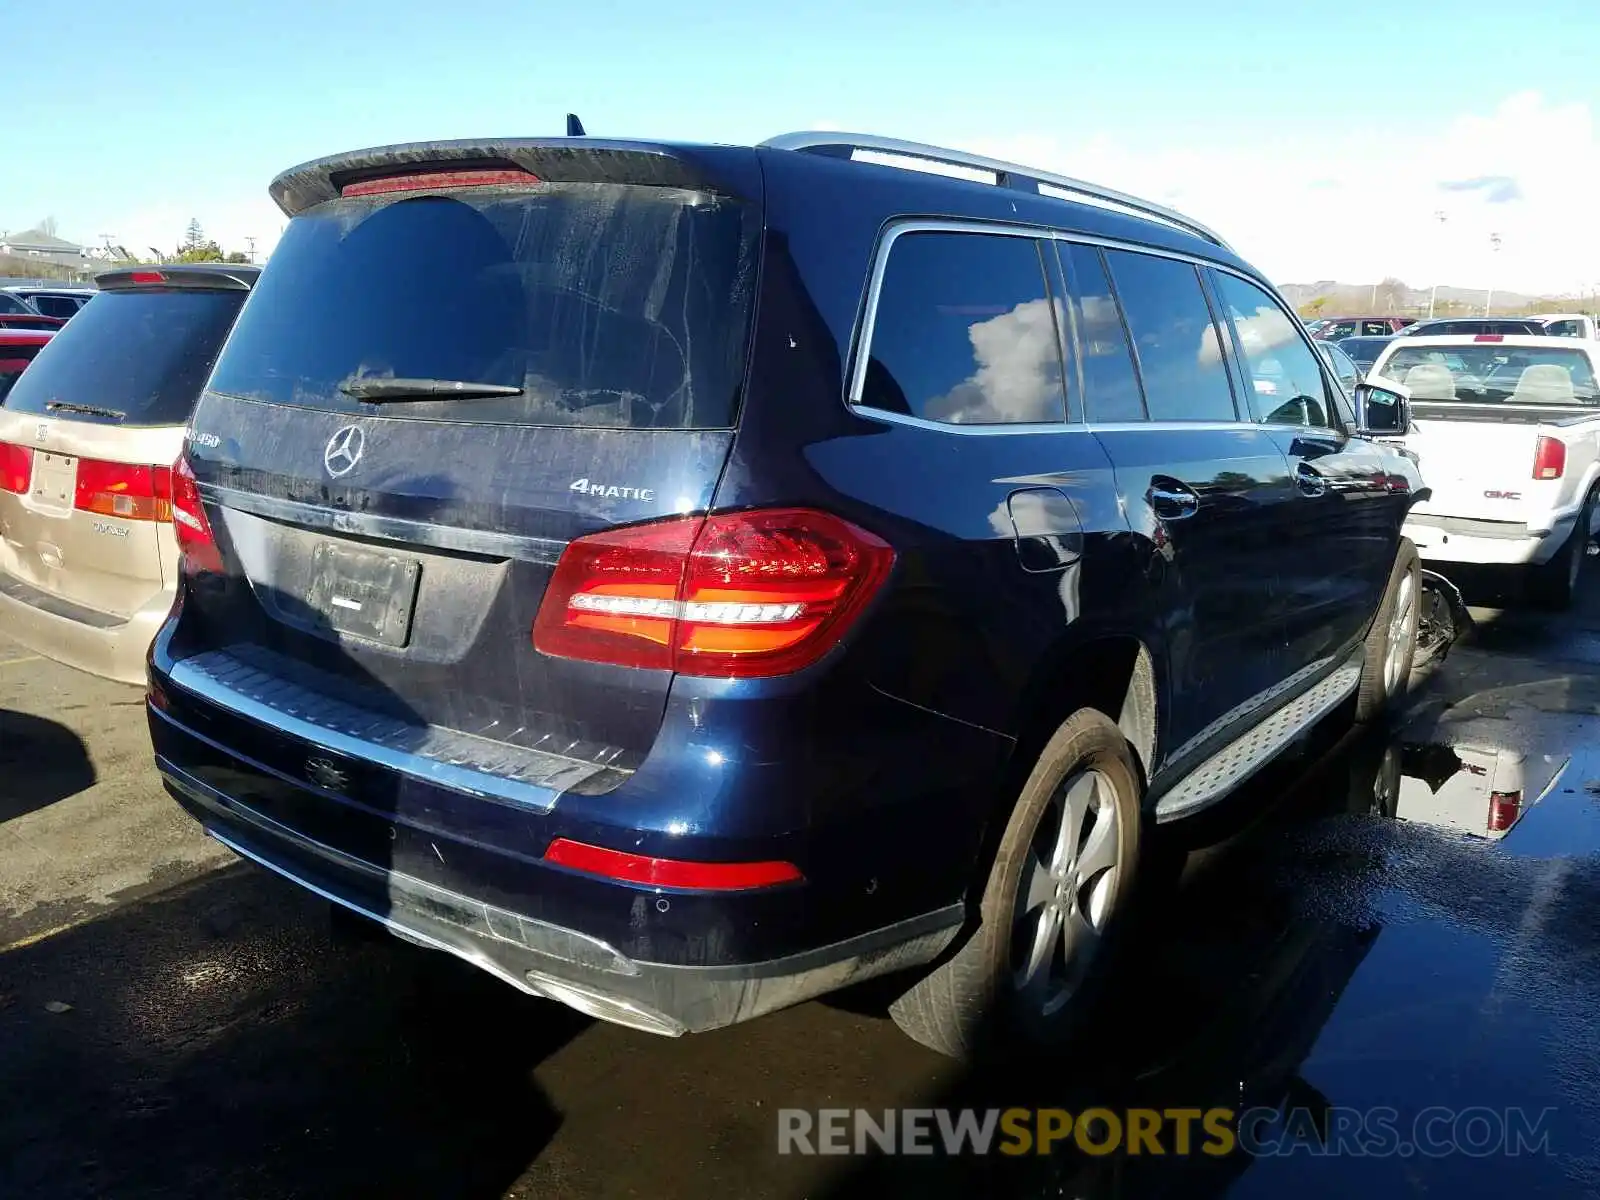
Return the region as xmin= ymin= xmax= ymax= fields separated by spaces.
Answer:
xmin=147 ymin=129 xmax=1428 ymax=1058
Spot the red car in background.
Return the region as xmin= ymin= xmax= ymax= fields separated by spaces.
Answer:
xmin=0 ymin=329 xmax=54 ymax=401
xmin=1312 ymin=315 xmax=1416 ymax=340
xmin=0 ymin=291 xmax=65 ymax=331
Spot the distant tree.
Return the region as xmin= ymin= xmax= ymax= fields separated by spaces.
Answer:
xmin=1299 ymin=296 xmax=1329 ymax=317
xmin=183 ymin=218 xmax=205 ymax=251
xmin=1375 ymin=277 xmax=1408 ymax=312
xmin=223 ymin=250 xmax=251 ymax=264
xmin=174 ymin=239 xmax=224 ymax=263
xmin=38 ymin=215 xmax=58 ymax=237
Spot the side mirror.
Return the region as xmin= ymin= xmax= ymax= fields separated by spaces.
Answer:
xmin=1354 ymin=377 xmax=1411 ymax=437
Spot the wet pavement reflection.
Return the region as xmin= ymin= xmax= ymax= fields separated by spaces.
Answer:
xmin=6 ymin=589 xmax=1600 ymax=1198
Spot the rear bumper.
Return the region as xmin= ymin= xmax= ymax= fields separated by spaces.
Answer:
xmin=157 ymin=751 xmax=961 ymax=1035
xmin=0 ymin=568 xmax=170 ymax=684
xmin=1403 ymin=512 xmax=1574 ymax=567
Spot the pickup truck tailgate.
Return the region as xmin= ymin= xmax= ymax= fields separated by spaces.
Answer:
xmin=1405 ymin=408 xmax=1545 ymax=524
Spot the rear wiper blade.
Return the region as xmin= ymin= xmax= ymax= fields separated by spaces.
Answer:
xmin=45 ymin=400 xmax=125 ymax=420
xmin=339 ymin=377 xmax=524 ymax=402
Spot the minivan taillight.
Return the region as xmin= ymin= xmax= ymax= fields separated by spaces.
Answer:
xmin=170 ymin=453 xmax=223 ymax=575
xmin=1534 ymin=436 xmax=1566 ymax=480
xmin=533 ymin=508 xmax=894 ymax=677
xmin=74 ymin=459 xmax=173 ymax=522
xmin=0 ymin=441 xmax=31 ymax=494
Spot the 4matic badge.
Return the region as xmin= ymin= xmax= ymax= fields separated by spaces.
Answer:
xmin=569 ymin=478 xmax=656 ymax=502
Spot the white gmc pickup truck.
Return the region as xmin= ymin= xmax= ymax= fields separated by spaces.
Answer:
xmin=1369 ymin=334 xmax=1600 ymax=606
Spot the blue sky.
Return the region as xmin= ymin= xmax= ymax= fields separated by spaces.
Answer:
xmin=6 ymin=0 xmax=1598 ymax=293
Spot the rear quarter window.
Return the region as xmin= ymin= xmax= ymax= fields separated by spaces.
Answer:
xmin=1 ymin=289 xmax=245 ymax=426
xmin=859 ymin=230 xmax=1067 ymax=425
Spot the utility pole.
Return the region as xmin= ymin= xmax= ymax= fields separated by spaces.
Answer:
xmin=1428 ymin=210 xmax=1448 ymax=318
xmin=1484 ymin=232 xmax=1502 ymax=315
xmin=244 ymin=235 xmax=257 ymax=264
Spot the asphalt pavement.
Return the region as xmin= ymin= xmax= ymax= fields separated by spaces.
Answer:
xmin=4 ymin=570 xmax=1600 ymax=1199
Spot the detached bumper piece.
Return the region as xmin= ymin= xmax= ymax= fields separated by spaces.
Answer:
xmin=158 ymin=758 xmax=961 ymax=1037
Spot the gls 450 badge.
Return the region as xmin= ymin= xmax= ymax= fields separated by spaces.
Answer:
xmin=570 ymin=478 xmax=656 ymax=502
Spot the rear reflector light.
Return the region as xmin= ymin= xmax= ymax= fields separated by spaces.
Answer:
xmin=74 ymin=459 xmax=173 ymax=522
xmin=340 ymin=167 xmax=538 ymax=197
xmin=1473 ymin=334 xmax=1504 ymax=342
xmin=0 ymin=441 xmax=31 ymax=494
xmin=129 ymin=270 xmax=166 ymax=284
xmin=543 ymin=837 xmax=802 ymax=890
xmin=533 ymin=508 xmax=894 ymax=677
xmin=1533 ymin=436 xmax=1566 ymax=480
xmin=1488 ymin=789 xmax=1523 ymax=833
xmin=170 ymin=453 xmax=223 ymax=575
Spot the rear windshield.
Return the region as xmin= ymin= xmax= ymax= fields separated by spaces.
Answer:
xmin=1380 ymin=345 xmax=1599 ymax=407
xmin=207 ymin=182 xmax=762 ymax=429
xmin=0 ymin=344 xmax=43 ymax=401
xmin=2 ymin=289 xmax=246 ymax=426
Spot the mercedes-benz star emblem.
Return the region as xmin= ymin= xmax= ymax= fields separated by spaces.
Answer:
xmin=324 ymin=425 xmax=365 ymax=477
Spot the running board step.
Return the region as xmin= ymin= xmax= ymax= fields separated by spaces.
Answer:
xmin=1154 ymin=664 xmax=1362 ymax=823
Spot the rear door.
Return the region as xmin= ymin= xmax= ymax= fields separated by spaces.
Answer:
xmin=0 ymin=282 xmax=246 ymax=619
xmin=180 ymin=167 xmax=763 ymax=765
xmin=1063 ymin=242 xmax=1299 ymax=759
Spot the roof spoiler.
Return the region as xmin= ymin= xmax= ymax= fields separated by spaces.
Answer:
xmin=95 ymin=265 xmax=260 ymax=291
xmin=269 ymin=138 xmax=751 ymax=216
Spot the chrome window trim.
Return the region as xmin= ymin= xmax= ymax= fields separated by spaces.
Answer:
xmin=199 ymin=482 xmax=567 ymax=564
xmin=848 ymin=219 xmax=1287 ymax=436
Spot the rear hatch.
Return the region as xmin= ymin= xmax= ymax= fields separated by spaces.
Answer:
xmin=0 ymin=272 xmax=250 ymax=620
xmin=1380 ymin=340 xmax=1600 ymax=523
xmin=180 ymin=145 xmax=763 ymax=768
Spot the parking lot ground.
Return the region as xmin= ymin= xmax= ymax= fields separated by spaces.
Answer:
xmin=4 ymin=571 xmax=1600 ymax=1198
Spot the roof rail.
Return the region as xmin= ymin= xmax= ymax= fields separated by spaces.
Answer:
xmin=760 ymin=131 xmax=1231 ymax=251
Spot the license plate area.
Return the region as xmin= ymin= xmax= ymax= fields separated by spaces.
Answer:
xmin=30 ymin=452 xmax=76 ymax=516
xmin=307 ymin=543 xmax=421 ymax=648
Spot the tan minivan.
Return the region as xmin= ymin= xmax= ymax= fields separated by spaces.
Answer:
xmin=0 ymin=264 xmax=257 ymax=683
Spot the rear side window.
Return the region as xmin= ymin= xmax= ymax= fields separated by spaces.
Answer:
xmin=1103 ymin=250 xmax=1237 ymax=422
xmin=1213 ymin=272 xmax=1334 ymax=427
xmin=1060 ymin=243 xmax=1144 ymax=422
xmin=0 ymin=294 xmax=33 ymax=316
xmin=2 ymin=289 xmax=245 ymax=426
xmin=1545 ymin=319 xmax=1582 ymax=338
xmin=30 ymin=296 xmax=79 ymax=319
xmin=208 ymin=182 xmax=760 ymax=429
xmin=860 ymin=231 xmax=1066 ymax=425
xmin=1360 ymin=320 xmax=1392 ymax=336
xmin=0 ymin=344 xmax=43 ymax=402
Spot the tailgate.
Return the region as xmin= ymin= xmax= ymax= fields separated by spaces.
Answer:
xmin=1404 ymin=406 xmax=1543 ymax=524
xmin=178 ymin=168 xmax=761 ymax=766
xmin=0 ymin=412 xmax=180 ymax=618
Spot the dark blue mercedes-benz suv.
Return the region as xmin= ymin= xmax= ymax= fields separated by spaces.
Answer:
xmin=147 ymin=129 xmax=1426 ymax=1058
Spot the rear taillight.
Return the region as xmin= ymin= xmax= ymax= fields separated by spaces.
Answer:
xmin=340 ymin=167 xmax=539 ymax=197
xmin=0 ymin=441 xmax=31 ymax=494
xmin=74 ymin=459 xmax=173 ymax=522
xmin=170 ymin=453 xmax=223 ymax=575
xmin=533 ymin=508 xmax=894 ymax=678
xmin=1488 ymin=790 xmax=1523 ymax=833
xmin=1534 ymin=436 xmax=1566 ymax=480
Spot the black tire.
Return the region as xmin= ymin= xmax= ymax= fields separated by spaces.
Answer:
xmin=1528 ymin=490 xmax=1596 ymax=611
xmin=1354 ymin=539 xmax=1421 ymax=723
xmin=888 ymin=709 xmax=1142 ymax=1061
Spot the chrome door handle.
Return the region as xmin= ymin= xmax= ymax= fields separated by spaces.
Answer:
xmin=1296 ymin=464 xmax=1327 ymax=497
xmin=1147 ymin=481 xmax=1200 ymax=520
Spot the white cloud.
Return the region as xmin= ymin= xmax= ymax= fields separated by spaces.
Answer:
xmin=924 ymin=297 xmax=1065 ymax=424
xmin=954 ymin=93 xmax=1600 ymax=297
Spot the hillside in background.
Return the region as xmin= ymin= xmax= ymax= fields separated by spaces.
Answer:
xmin=1277 ymin=279 xmax=1592 ymax=317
